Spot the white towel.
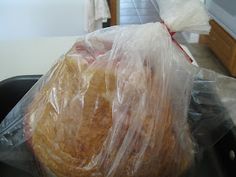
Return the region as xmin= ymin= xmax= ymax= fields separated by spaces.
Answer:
xmin=85 ymin=0 xmax=111 ymax=33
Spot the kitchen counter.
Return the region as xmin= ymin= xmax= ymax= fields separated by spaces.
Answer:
xmin=0 ymin=36 xmax=196 ymax=81
xmin=0 ymin=37 xmax=77 ymax=81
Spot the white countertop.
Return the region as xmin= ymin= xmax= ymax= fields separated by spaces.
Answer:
xmin=0 ymin=37 xmax=197 ymax=81
xmin=0 ymin=36 xmax=78 ymax=81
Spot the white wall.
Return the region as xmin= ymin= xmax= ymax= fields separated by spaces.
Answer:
xmin=0 ymin=0 xmax=86 ymax=40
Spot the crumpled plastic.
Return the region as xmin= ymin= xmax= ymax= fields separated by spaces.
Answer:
xmin=1 ymin=0 xmax=236 ymax=177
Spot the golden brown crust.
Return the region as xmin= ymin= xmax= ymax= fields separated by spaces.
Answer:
xmin=26 ymin=56 xmax=193 ymax=177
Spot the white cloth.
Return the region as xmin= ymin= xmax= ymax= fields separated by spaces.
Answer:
xmin=85 ymin=0 xmax=111 ymax=33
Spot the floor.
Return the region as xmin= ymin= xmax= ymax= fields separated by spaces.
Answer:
xmin=120 ymin=0 xmax=160 ymax=25
xmin=119 ymin=0 xmax=230 ymax=76
xmin=184 ymin=43 xmax=230 ymax=76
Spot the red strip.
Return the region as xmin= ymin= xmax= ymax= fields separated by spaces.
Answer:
xmin=172 ymin=38 xmax=193 ymax=63
xmin=161 ymin=22 xmax=193 ymax=63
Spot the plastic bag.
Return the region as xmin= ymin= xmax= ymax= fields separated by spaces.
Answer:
xmin=157 ymin=0 xmax=210 ymax=33
xmin=0 ymin=23 xmax=195 ymax=177
xmin=188 ymin=69 xmax=236 ymax=148
xmin=1 ymin=0 xmax=236 ymax=177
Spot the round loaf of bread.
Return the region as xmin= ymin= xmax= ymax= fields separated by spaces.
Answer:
xmin=26 ymin=56 xmax=193 ymax=177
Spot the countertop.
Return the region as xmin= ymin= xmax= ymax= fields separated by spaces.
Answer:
xmin=0 ymin=36 xmax=196 ymax=81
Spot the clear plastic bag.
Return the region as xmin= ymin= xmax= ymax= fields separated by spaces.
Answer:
xmin=188 ymin=69 xmax=236 ymax=148
xmin=157 ymin=0 xmax=210 ymax=33
xmin=1 ymin=0 xmax=236 ymax=177
xmin=0 ymin=23 xmax=196 ymax=177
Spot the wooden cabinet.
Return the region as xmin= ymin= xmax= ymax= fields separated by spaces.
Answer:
xmin=104 ymin=0 xmax=117 ymax=27
xmin=108 ymin=0 xmax=117 ymax=25
xmin=208 ymin=20 xmax=236 ymax=76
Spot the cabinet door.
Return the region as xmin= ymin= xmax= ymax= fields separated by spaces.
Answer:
xmin=209 ymin=30 xmax=232 ymax=67
xmin=209 ymin=20 xmax=236 ymax=74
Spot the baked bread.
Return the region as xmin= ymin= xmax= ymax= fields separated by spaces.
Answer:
xmin=25 ymin=42 xmax=193 ymax=177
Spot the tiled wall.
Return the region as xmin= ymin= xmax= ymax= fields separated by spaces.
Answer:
xmin=120 ymin=0 xmax=160 ymax=25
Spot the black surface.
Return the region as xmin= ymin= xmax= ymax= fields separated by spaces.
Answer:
xmin=187 ymin=76 xmax=236 ymax=177
xmin=0 ymin=162 xmax=33 ymax=177
xmin=214 ymin=127 xmax=236 ymax=177
xmin=0 ymin=75 xmax=41 ymax=123
xmin=0 ymin=75 xmax=41 ymax=177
